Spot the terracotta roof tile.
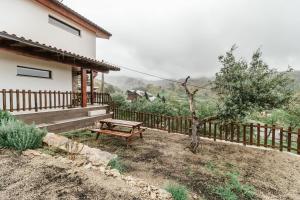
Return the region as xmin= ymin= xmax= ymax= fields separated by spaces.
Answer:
xmin=0 ymin=31 xmax=120 ymax=71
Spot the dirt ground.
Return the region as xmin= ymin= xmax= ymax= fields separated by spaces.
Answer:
xmin=0 ymin=149 xmax=166 ymax=200
xmin=68 ymin=129 xmax=300 ymax=200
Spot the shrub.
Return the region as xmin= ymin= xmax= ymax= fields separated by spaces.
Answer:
xmin=214 ymin=172 xmax=255 ymax=200
xmin=166 ymin=184 xmax=188 ymax=200
xmin=0 ymin=119 xmax=47 ymax=151
xmin=0 ymin=110 xmax=15 ymax=125
xmin=108 ymin=157 xmax=126 ymax=173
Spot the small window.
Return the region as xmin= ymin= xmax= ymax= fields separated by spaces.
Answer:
xmin=48 ymin=15 xmax=81 ymax=36
xmin=17 ymin=66 xmax=52 ymax=79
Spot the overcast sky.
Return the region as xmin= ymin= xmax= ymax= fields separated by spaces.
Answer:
xmin=64 ymin=0 xmax=300 ymax=80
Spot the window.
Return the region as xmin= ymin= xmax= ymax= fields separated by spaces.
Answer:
xmin=48 ymin=15 xmax=81 ymax=36
xmin=17 ymin=66 xmax=52 ymax=79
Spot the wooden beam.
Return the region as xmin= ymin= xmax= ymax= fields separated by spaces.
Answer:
xmin=81 ymin=68 xmax=87 ymax=107
xmin=90 ymin=70 xmax=95 ymax=105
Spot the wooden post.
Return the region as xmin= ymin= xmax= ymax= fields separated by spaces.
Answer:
xmin=250 ymin=123 xmax=253 ymax=145
xmin=214 ymin=123 xmax=217 ymax=141
xmin=34 ymin=92 xmax=38 ymax=112
xmin=287 ymin=127 xmax=292 ymax=152
xmin=243 ymin=124 xmax=246 ymax=146
xmin=90 ymin=70 xmax=94 ymax=105
xmin=272 ymin=125 xmax=276 ymax=148
xmin=81 ymin=68 xmax=87 ymax=107
xmin=16 ymin=89 xmax=20 ymax=111
xmin=264 ymin=124 xmax=268 ymax=147
xmin=297 ymin=129 xmax=300 ymax=155
xmin=279 ymin=128 xmax=283 ymax=151
xmin=2 ymin=89 xmax=6 ymax=111
xmin=257 ymin=123 xmax=260 ymax=146
xmin=9 ymin=89 xmax=13 ymax=112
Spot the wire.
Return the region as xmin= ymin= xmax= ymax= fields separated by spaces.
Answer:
xmin=118 ymin=65 xmax=212 ymax=90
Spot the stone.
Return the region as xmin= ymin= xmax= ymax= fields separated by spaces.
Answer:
xmin=43 ymin=132 xmax=117 ymax=167
xmin=84 ymin=163 xmax=92 ymax=169
xmin=22 ymin=150 xmax=41 ymax=158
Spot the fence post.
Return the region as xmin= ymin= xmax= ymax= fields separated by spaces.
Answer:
xmin=9 ymin=89 xmax=13 ymax=112
xmin=168 ymin=117 xmax=171 ymax=133
xmin=264 ymin=124 xmax=268 ymax=147
xmin=279 ymin=128 xmax=283 ymax=152
xmin=287 ymin=127 xmax=292 ymax=152
xmin=250 ymin=123 xmax=253 ymax=145
xmin=2 ymin=89 xmax=6 ymax=111
xmin=257 ymin=123 xmax=260 ymax=146
xmin=272 ymin=125 xmax=276 ymax=148
xmin=214 ymin=123 xmax=217 ymax=141
xmin=297 ymin=129 xmax=300 ymax=155
xmin=243 ymin=124 xmax=246 ymax=146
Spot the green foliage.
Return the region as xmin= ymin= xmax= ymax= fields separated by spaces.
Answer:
xmin=112 ymin=93 xmax=218 ymax=118
xmin=249 ymin=104 xmax=300 ymax=129
xmin=108 ymin=157 xmax=126 ymax=173
xmin=165 ymin=184 xmax=188 ymax=200
xmin=205 ymin=161 xmax=217 ymax=172
xmin=61 ymin=130 xmax=94 ymax=138
xmin=213 ymin=46 xmax=295 ymax=122
xmin=0 ymin=119 xmax=47 ymax=151
xmin=214 ymin=172 xmax=255 ymax=200
xmin=0 ymin=111 xmax=15 ymax=125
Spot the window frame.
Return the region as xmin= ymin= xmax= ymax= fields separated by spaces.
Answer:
xmin=48 ymin=15 xmax=81 ymax=37
xmin=17 ymin=66 xmax=52 ymax=79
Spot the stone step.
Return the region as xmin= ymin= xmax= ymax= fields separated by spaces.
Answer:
xmin=88 ymin=109 xmax=107 ymax=117
xmin=38 ymin=113 xmax=112 ymax=133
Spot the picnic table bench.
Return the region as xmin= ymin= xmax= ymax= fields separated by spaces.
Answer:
xmin=90 ymin=118 xmax=145 ymax=147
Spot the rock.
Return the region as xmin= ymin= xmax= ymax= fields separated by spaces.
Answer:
xmin=105 ymin=169 xmax=120 ymax=178
xmin=43 ymin=133 xmax=117 ymax=167
xmin=22 ymin=150 xmax=41 ymax=158
xmin=84 ymin=163 xmax=92 ymax=169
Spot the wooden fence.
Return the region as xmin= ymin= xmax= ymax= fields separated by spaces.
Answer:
xmin=113 ymin=108 xmax=300 ymax=155
xmin=0 ymin=89 xmax=112 ymax=112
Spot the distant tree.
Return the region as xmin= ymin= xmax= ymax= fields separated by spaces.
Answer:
xmin=161 ymin=96 xmax=166 ymax=103
xmin=144 ymin=92 xmax=149 ymax=100
xmin=213 ymin=46 xmax=295 ymax=122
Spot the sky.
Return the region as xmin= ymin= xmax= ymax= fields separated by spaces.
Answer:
xmin=64 ymin=0 xmax=300 ymax=80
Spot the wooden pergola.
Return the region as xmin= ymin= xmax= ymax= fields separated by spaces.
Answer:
xmin=0 ymin=31 xmax=120 ymax=107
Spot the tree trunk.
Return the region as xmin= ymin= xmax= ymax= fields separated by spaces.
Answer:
xmin=182 ymin=76 xmax=200 ymax=153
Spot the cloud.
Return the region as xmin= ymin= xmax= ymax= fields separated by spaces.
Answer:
xmin=64 ymin=0 xmax=300 ymax=79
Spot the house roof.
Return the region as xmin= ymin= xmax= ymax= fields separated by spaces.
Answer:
xmin=34 ymin=0 xmax=112 ymax=39
xmin=0 ymin=31 xmax=120 ymax=72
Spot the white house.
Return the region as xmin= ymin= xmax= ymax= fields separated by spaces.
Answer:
xmin=0 ymin=0 xmax=120 ymax=112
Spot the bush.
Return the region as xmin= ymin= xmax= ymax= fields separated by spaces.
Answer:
xmin=166 ymin=184 xmax=188 ymax=200
xmin=0 ymin=111 xmax=15 ymax=125
xmin=214 ymin=172 xmax=255 ymax=200
xmin=0 ymin=119 xmax=47 ymax=151
xmin=108 ymin=157 xmax=126 ymax=173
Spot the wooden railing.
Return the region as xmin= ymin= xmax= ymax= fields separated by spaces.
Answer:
xmin=113 ymin=108 xmax=300 ymax=155
xmin=87 ymin=92 xmax=112 ymax=105
xmin=0 ymin=89 xmax=112 ymax=112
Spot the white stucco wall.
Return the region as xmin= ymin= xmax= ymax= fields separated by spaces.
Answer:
xmin=0 ymin=50 xmax=72 ymax=91
xmin=0 ymin=0 xmax=96 ymax=58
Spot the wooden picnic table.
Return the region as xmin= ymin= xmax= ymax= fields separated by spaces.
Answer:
xmin=90 ymin=118 xmax=145 ymax=147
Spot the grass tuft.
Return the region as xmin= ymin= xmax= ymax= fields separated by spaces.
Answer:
xmin=108 ymin=157 xmax=126 ymax=173
xmin=214 ymin=172 xmax=255 ymax=200
xmin=166 ymin=184 xmax=188 ymax=200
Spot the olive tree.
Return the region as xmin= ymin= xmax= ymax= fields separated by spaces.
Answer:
xmin=213 ymin=46 xmax=295 ymax=122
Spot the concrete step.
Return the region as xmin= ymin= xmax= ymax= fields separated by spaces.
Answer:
xmin=38 ymin=113 xmax=112 ymax=133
